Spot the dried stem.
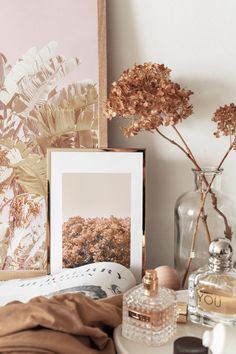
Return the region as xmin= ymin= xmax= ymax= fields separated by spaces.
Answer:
xmin=172 ymin=126 xmax=212 ymax=242
xmin=172 ymin=125 xmax=232 ymax=239
xmin=181 ymin=141 xmax=234 ymax=287
xmin=157 ymin=127 xmax=215 ymax=242
xmin=181 ymin=191 xmax=208 ymax=287
xmin=209 ymin=143 xmax=234 ymax=240
xmin=156 ymin=126 xmax=233 ymax=288
xmin=202 ymin=213 xmax=211 ymax=244
xmin=155 ymin=128 xmax=196 ymax=165
xmin=181 ymin=193 xmax=207 ymax=287
xmin=172 ymin=126 xmax=196 ymax=161
xmin=217 ymin=142 xmax=234 ymax=170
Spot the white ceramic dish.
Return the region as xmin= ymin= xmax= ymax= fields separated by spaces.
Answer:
xmin=114 ymin=290 xmax=208 ymax=354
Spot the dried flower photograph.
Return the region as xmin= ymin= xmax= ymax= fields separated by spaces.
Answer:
xmin=49 ymin=149 xmax=144 ymax=281
xmin=62 ymin=173 xmax=131 ymax=268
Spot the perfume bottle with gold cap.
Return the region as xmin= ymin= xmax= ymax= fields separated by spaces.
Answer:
xmin=122 ymin=269 xmax=177 ymax=346
xmin=188 ymin=238 xmax=236 ymax=326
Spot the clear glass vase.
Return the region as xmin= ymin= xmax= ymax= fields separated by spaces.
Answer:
xmin=174 ymin=167 xmax=236 ymax=288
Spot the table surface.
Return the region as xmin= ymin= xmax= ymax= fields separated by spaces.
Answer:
xmin=114 ymin=290 xmax=210 ymax=354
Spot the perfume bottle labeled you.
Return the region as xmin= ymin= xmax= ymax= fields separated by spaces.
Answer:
xmin=122 ymin=269 xmax=177 ymax=346
xmin=188 ymin=238 xmax=236 ymax=326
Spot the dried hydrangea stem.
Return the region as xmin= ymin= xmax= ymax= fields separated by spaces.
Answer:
xmin=172 ymin=126 xmax=213 ymax=241
xmin=171 ymin=125 xmax=232 ymax=239
xmin=173 ymin=126 xmax=214 ymax=236
xmin=172 ymin=126 xmax=196 ymax=161
xmin=181 ymin=193 xmax=207 ymax=287
xmin=208 ymin=143 xmax=234 ymax=240
xmin=156 ymin=126 xmax=233 ymax=287
xmin=157 ymin=126 xmax=218 ymax=240
xmin=218 ymin=142 xmax=234 ymax=169
xmin=182 ymin=142 xmax=234 ymax=287
xmin=155 ymin=128 xmax=197 ymax=165
xmin=198 ymin=143 xmax=234 ymax=241
xmin=156 ymin=126 xmax=214 ymax=237
xmin=181 ymin=191 xmax=213 ymax=287
xmin=202 ymin=213 xmax=212 ymax=244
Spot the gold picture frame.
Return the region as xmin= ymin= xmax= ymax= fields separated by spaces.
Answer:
xmin=0 ymin=0 xmax=107 ymax=279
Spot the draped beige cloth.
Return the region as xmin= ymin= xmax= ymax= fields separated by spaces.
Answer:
xmin=0 ymin=293 xmax=122 ymax=354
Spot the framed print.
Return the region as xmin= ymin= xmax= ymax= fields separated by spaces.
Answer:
xmin=0 ymin=0 xmax=106 ymax=279
xmin=48 ymin=149 xmax=145 ymax=282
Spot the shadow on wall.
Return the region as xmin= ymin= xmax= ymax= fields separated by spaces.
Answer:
xmin=146 ymin=157 xmax=193 ymax=269
xmin=175 ymin=77 xmax=235 ymax=123
xmin=108 ymin=119 xmax=194 ymax=267
xmin=107 ymin=0 xmax=142 ymax=84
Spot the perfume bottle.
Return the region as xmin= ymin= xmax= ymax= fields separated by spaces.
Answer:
xmin=122 ymin=269 xmax=177 ymax=346
xmin=188 ymin=238 xmax=236 ymax=326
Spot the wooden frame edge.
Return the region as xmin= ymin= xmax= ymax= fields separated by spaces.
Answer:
xmin=0 ymin=270 xmax=47 ymax=281
xmin=98 ymin=0 xmax=108 ymax=148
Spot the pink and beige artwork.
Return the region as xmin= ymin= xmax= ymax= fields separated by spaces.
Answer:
xmin=0 ymin=0 xmax=104 ymax=273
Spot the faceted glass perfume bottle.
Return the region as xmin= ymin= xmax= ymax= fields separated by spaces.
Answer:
xmin=122 ymin=269 xmax=177 ymax=346
xmin=188 ymin=238 xmax=236 ymax=327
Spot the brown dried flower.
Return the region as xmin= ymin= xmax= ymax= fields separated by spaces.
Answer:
xmin=0 ymin=148 xmax=10 ymax=166
xmin=104 ymin=62 xmax=193 ymax=137
xmin=9 ymin=194 xmax=40 ymax=229
xmin=212 ymin=103 xmax=236 ymax=149
xmin=62 ymin=216 xmax=131 ymax=268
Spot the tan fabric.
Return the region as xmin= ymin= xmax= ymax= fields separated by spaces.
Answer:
xmin=0 ymin=293 xmax=122 ymax=354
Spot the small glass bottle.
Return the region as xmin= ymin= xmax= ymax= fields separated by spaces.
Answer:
xmin=188 ymin=238 xmax=236 ymax=326
xmin=122 ymin=269 xmax=177 ymax=346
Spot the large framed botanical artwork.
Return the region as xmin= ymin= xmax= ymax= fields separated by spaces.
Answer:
xmin=0 ymin=0 xmax=107 ymax=279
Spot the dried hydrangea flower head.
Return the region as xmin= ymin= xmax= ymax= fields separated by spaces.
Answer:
xmin=212 ymin=103 xmax=236 ymax=149
xmin=105 ymin=62 xmax=193 ymax=137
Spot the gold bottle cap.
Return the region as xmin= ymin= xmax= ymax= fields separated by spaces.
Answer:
xmin=177 ymin=302 xmax=188 ymax=324
xmin=143 ymin=269 xmax=158 ymax=295
xmin=144 ymin=269 xmax=158 ymax=282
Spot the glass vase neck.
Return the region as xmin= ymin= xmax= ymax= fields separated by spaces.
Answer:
xmin=192 ymin=167 xmax=223 ymax=192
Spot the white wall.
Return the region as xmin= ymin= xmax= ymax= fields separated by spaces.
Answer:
xmin=107 ymin=0 xmax=236 ymax=268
